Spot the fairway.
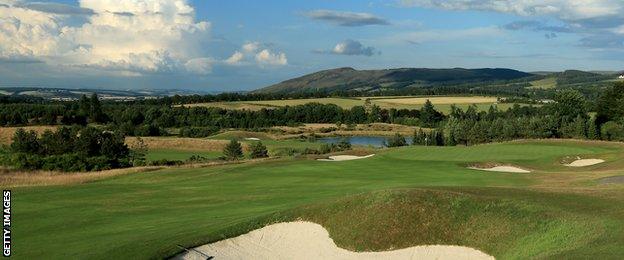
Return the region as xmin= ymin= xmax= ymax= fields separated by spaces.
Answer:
xmin=145 ymin=149 xmax=222 ymax=162
xmin=12 ymin=140 xmax=624 ymax=259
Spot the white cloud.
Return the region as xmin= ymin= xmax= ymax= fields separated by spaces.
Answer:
xmin=315 ymin=39 xmax=379 ymax=56
xmin=255 ymin=49 xmax=287 ymax=66
xmin=398 ymin=0 xmax=623 ymax=21
xmin=0 ymin=0 xmax=213 ymax=75
xmin=224 ymin=42 xmax=288 ymax=66
xmin=225 ymin=51 xmax=244 ymax=65
xmin=242 ymin=42 xmax=260 ymax=53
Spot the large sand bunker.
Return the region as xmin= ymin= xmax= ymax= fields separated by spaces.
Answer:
xmin=565 ymin=159 xmax=605 ymax=167
xmin=317 ymin=154 xmax=375 ymax=161
xmin=174 ymin=221 xmax=494 ymax=260
xmin=469 ymin=166 xmax=530 ymax=173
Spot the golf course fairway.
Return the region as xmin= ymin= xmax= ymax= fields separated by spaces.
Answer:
xmin=11 ymin=140 xmax=624 ymax=259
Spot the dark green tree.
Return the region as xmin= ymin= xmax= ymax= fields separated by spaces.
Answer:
xmin=223 ymin=139 xmax=243 ymax=160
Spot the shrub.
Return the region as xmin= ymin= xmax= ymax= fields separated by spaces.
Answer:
xmin=149 ymin=159 xmax=184 ymax=166
xmin=249 ymin=141 xmax=269 ymax=159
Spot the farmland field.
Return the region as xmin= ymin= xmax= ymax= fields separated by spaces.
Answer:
xmin=11 ymin=140 xmax=624 ymax=259
xmin=184 ymin=96 xmax=529 ymax=113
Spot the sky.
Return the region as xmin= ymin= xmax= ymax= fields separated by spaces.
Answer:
xmin=1 ymin=0 xmax=623 ymax=91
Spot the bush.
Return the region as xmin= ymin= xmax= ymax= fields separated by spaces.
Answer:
xmin=386 ymin=133 xmax=407 ymax=147
xmin=149 ymin=159 xmax=184 ymax=166
xmin=180 ymin=127 xmax=219 ymax=138
xmin=223 ymin=139 xmax=243 ymax=160
xmin=249 ymin=141 xmax=269 ymax=159
xmin=601 ymin=121 xmax=624 ymax=141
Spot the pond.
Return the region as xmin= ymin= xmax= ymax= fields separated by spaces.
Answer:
xmin=317 ymin=136 xmax=414 ymax=148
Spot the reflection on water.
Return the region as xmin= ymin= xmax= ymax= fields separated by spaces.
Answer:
xmin=317 ymin=136 xmax=413 ymax=148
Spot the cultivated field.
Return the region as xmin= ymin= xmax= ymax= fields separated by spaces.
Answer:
xmin=183 ymin=96 xmax=526 ymax=114
xmin=10 ymin=140 xmax=624 ymax=259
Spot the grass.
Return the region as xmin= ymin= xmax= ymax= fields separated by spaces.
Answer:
xmin=146 ymin=149 xmax=222 ymax=162
xmin=12 ymin=140 xmax=624 ymax=259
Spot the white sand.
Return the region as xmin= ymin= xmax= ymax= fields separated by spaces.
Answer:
xmin=317 ymin=154 xmax=375 ymax=161
xmin=174 ymin=221 xmax=494 ymax=260
xmin=244 ymin=137 xmax=261 ymax=141
xmin=565 ymin=159 xmax=605 ymax=167
xmin=469 ymin=166 xmax=531 ymax=173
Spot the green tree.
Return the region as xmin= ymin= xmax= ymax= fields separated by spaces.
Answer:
xmin=419 ymin=100 xmax=443 ymax=127
xmin=551 ymin=89 xmax=587 ymax=122
xmin=223 ymin=139 xmax=243 ymax=160
xmin=11 ymin=129 xmax=40 ymax=154
xmin=249 ymin=141 xmax=268 ymax=159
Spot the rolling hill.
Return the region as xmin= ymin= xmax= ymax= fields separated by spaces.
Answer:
xmin=256 ymin=67 xmax=534 ymax=94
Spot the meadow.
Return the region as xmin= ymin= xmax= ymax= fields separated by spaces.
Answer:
xmin=183 ymin=96 xmax=526 ymax=113
xmin=10 ymin=140 xmax=624 ymax=259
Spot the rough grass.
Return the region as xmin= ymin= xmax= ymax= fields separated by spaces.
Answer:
xmin=125 ymin=137 xmax=233 ymax=151
xmin=529 ymin=77 xmax=558 ymax=89
xmin=12 ymin=140 xmax=624 ymax=259
xmin=289 ymin=188 xmax=620 ymax=259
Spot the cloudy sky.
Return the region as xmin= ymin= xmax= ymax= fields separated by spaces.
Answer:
xmin=1 ymin=0 xmax=623 ymax=91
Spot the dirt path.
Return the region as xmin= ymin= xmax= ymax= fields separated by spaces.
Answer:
xmin=175 ymin=221 xmax=494 ymax=260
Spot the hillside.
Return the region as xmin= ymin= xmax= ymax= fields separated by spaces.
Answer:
xmin=256 ymin=67 xmax=534 ymax=94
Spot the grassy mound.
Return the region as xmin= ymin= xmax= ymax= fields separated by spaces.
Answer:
xmin=288 ymin=188 xmax=619 ymax=259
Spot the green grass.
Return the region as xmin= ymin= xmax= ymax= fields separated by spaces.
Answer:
xmin=13 ymin=140 xmax=624 ymax=259
xmin=146 ymin=149 xmax=222 ymax=162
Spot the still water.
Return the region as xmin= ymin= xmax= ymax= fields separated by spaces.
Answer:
xmin=317 ymin=136 xmax=413 ymax=148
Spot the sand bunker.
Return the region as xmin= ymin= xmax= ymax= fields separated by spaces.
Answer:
xmin=244 ymin=137 xmax=261 ymax=141
xmin=317 ymin=154 xmax=375 ymax=161
xmin=469 ymin=166 xmax=531 ymax=173
xmin=174 ymin=221 xmax=494 ymax=260
xmin=565 ymin=159 xmax=605 ymax=167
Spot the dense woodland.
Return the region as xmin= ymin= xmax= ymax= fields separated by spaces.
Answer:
xmin=1 ymin=82 xmax=624 ymax=171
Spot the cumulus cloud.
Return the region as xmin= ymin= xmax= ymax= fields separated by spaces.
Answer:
xmin=255 ymin=49 xmax=287 ymax=65
xmin=0 ymin=0 xmax=213 ymax=74
xmin=315 ymin=39 xmax=379 ymax=56
xmin=398 ymin=0 xmax=624 ymax=49
xmin=225 ymin=42 xmax=288 ymax=66
xmin=304 ymin=9 xmax=389 ymax=27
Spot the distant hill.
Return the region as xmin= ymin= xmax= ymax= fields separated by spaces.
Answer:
xmin=256 ymin=67 xmax=534 ymax=94
xmin=0 ymin=87 xmax=209 ymax=101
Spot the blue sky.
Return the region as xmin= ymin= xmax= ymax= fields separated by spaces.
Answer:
xmin=1 ymin=0 xmax=623 ymax=91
